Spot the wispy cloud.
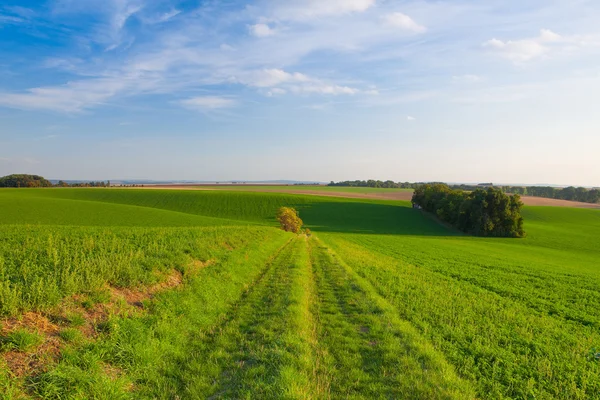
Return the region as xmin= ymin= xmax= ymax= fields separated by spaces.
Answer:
xmin=3 ymin=6 xmax=36 ymax=19
xmin=0 ymin=76 xmax=133 ymax=112
xmin=1 ymin=1 xmax=599 ymax=116
xmin=484 ymin=29 xmax=560 ymax=62
xmin=382 ymin=12 xmax=426 ymax=33
xmin=266 ymin=0 xmax=376 ymax=20
xmin=0 ymin=5 xmax=35 ymax=24
xmin=483 ymin=29 xmax=599 ymax=63
xmin=179 ymin=96 xmax=237 ymax=111
xmin=146 ymin=9 xmax=180 ymax=24
xmin=248 ymin=23 xmax=276 ymax=38
xmin=0 ymin=14 xmax=24 ymax=24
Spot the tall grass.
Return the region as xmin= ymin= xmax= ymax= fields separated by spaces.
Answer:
xmin=0 ymin=225 xmax=277 ymax=316
xmin=29 ymin=230 xmax=291 ymax=399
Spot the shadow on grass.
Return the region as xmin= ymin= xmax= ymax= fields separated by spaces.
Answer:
xmin=292 ymin=201 xmax=458 ymax=236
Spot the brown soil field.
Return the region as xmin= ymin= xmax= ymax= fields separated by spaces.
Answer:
xmin=133 ymin=185 xmax=600 ymax=209
xmin=518 ymin=196 xmax=600 ymax=209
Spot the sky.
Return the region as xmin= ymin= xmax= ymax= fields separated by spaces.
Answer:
xmin=0 ymin=0 xmax=599 ymax=186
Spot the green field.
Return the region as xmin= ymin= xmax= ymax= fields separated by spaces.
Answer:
xmin=1 ymin=188 xmax=599 ymax=399
xmin=190 ymin=185 xmax=413 ymax=195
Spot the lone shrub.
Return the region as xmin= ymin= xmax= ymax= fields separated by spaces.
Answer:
xmin=277 ymin=207 xmax=303 ymax=233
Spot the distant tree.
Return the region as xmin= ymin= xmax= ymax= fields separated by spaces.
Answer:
xmin=0 ymin=174 xmax=52 ymax=188
xmin=277 ymin=207 xmax=303 ymax=233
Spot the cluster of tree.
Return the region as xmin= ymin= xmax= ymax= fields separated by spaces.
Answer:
xmin=328 ymin=180 xmax=416 ymax=188
xmin=0 ymin=174 xmax=52 ymax=187
xmin=412 ymin=184 xmax=525 ymax=238
xmin=276 ymin=207 xmax=304 ymax=233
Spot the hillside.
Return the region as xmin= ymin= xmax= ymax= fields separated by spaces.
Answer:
xmin=0 ymin=188 xmax=599 ymax=398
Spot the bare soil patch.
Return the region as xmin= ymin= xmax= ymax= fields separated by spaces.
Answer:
xmin=0 ymin=259 xmax=213 ymax=379
xmin=518 ymin=196 xmax=600 ymax=209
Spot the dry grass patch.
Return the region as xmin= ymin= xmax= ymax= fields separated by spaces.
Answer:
xmin=0 ymin=260 xmax=214 ymax=381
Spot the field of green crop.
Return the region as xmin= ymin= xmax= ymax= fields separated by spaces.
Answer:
xmin=1 ymin=188 xmax=599 ymax=399
xmin=193 ymin=185 xmax=413 ymax=195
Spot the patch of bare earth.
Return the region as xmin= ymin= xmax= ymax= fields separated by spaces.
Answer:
xmin=518 ymin=196 xmax=600 ymax=209
xmin=0 ymin=259 xmax=213 ymax=381
xmin=0 ymin=313 xmax=62 ymax=378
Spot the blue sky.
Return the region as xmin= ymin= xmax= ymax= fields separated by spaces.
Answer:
xmin=1 ymin=0 xmax=599 ymax=185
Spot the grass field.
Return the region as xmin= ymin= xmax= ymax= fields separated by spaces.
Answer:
xmin=190 ymin=185 xmax=414 ymax=194
xmin=1 ymin=188 xmax=599 ymax=399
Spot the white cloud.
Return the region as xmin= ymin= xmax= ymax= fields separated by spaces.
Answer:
xmin=407 ymin=115 xmax=416 ymax=121
xmin=290 ymin=84 xmax=358 ymax=95
xmin=179 ymin=96 xmax=237 ymax=110
xmin=484 ymin=29 xmax=563 ymax=62
xmin=3 ymin=6 xmax=36 ymax=18
xmin=0 ymin=14 xmax=24 ymax=24
xmin=382 ymin=12 xmax=426 ymax=33
xmin=140 ymin=9 xmax=181 ymax=24
xmin=0 ymin=5 xmax=34 ymax=24
xmin=235 ymin=68 xmax=359 ymax=96
xmin=271 ymin=0 xmax=375 ymax=20
xmin=539 ymin=29 xmax=562 ymax=42
xmin=156 ymin=9 xmax=180 ymax=23
xmin=249 ymin=23 xmax=275 ymax=37
xmin=0 ymin=78 xmax=129 ymax=112
xmin=240 ymin=69 xmax=310 ymax=87
xmin=52 ymin=0 xmax=144 ymax=50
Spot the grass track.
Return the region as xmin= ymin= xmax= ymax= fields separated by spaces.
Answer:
xmin=308 ymin=237 xmax=474 ymax=399
xmin=178 ymin=236 xmax=321 ymax=399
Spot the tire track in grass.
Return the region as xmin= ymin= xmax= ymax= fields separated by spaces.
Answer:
xmin=181 ymin=236 xmax=324 ymax=399
xmin=308 ymin=236 xmax=475 ymax=399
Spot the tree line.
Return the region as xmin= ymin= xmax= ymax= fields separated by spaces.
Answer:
xmin=447 ymin=184 xmax=599 ymax=204
xmin=328 ymin=180 xmax=416 ymax=189
xmin=0 ymin=174 xmax=110 ymax=188
xmin=412 ymin=184 xmax=525 ymax=238
xmin=55 ymin=180 xmax=110 ymax=188
xmin=328 ymin=180 xmax=600 ymax=204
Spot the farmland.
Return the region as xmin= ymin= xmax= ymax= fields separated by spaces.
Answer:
xmin=1 ymin=188 xmax=600 ymax=399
